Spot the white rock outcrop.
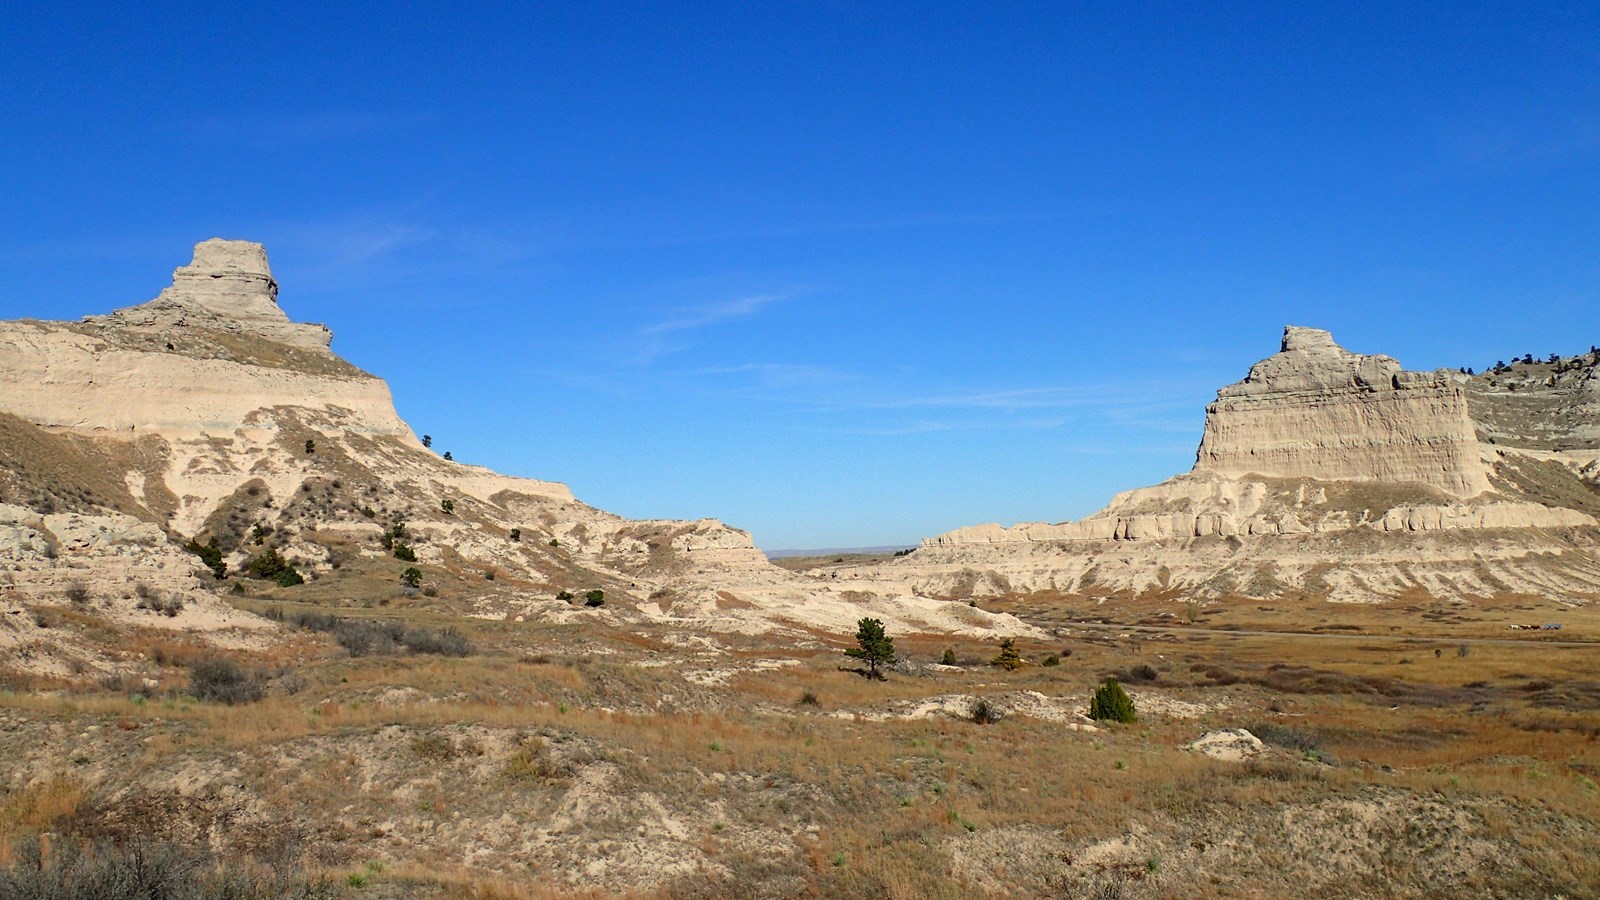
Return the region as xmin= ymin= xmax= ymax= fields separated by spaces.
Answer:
xmin=0 ymin=238 xmax=1037 ymax=640
xmin=94 ymin=238 xmax=333 ymax=349
xmin=859 ymin=326 xmax=1600 ymax=603
xmin=1189 ymin=729 xmax=1264 ymax=762
xmin=1195 ymin=327 xmax=1491 ymax=497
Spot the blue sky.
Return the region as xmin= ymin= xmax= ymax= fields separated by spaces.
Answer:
xmin=2 ymin=2 xmax=1596 ymax=549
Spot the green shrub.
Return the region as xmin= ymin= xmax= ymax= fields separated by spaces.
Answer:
xmin=440 ymin=499 xmax=454 ymax=515
xmin=184 ymin=536 xmax=227 ymax=579
xmin=1042 ymin=654 xmax=1060 ymax=667
xmin=509 ymin=528 xmax=521 ymax=542
xmin=556 ymin=590 xmax=574 ymax=602
xmin=940 ymin=647 xmax=958 ymax=666
xmin=1089 ymin=677 xmax=1137 ymax=723
xmin=991 ymin=638 xmax=1024 ymax=671
xmin=399 ymin=566 xmax=422 ymax=589
xmin=244 ymin=548 xmax=290 ymax=580
xmin=393 ymin=543 xmax=417 ymax=562
xmin=584 ymin=589 xmax=605 ymax=607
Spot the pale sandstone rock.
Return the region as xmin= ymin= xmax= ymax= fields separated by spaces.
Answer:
xmin=1196 ymin=327 xmax=1490 ymax=497
xmin=871 ymin=327 xmax=1600 ymax=603
xmin=1189 ymin=729 xmax=1264 ymax=762
xmin=0 ymin=239 xmax=1033 ymax=639
xmin=92 ymin=238 xmax=332 ymax=349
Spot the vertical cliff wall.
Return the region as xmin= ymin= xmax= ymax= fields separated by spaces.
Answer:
xmin=1193 ymin=326 xmax=1491 ymax=498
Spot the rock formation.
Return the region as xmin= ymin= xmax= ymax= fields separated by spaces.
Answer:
xmin=0 ymin=239 xmax=1029 ymax=646
xmin=94 ymin=238 xmax=334 ymax=350
xmin=844 ymin=327 xmax=1600 ymax=603
xmin=1195 ymin=326 xmax=1491 ymax=497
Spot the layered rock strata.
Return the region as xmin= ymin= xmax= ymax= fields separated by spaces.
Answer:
xmin=859 ymin=327 xmax=1600 ymax=603
xmin=0 ymin=239 xmax=1029 ymax=639
xmin=1194 ymin=326 xmax=1491 ymax=497
xmin=94 ymin=238 xmax=333 ymax=349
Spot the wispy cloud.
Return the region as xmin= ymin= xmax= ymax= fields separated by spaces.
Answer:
xmin=613 ymin=292 xmax=798 ymax=365
xmin=642 ymin=293 xmax=790 ymax=335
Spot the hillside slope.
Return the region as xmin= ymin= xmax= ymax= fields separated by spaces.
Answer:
xmin=0 ymin=239 xmax=1025 ymax=665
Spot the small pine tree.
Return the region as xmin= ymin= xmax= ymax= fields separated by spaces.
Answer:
xmin=584 ymin=589 xmax=606 ymax=607
xmin=991 ymin=637 xmax=1024 ymax=671
xmin=940 ymin=647 xmax=958 ymax=666
xmin=393 ymin=543 xmax=417 ymax=562
xmin=442 ymin=451 xmax=453 ymax=461
xmin=845 ymin=617 xmax=896 ymax=680
xmin=509 ymin=528 xmax=521 ymax=542
xmin=1088 ymin=677 xmax=1137 ymax=723
xmin=422 ymin=434 xmax=433 ymax=449
xmin=305 ymin=438 xmax=315 ymax=454
xmin=185 ymin=536 xmax=227 ymax=579
xmin=400 ymin=567 xmax=422 ymax=589
xmin=441 ymin=499 xmax=454 ymax=515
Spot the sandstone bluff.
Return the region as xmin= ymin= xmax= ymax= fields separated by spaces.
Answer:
xmin=842 ymin=326 xmax=1600 ymax=603
xmin=0 ymin=239 xmax=1027 ymax=664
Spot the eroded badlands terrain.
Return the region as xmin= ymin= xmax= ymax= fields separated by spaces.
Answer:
xmin=0 ymin=241 xmax=1596 ymax=897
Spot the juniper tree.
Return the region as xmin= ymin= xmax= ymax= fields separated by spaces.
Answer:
xmin=1089 ymin=677 xmax=1137 ymax=723
xmin=991 ymin=637 xmax=1024 ymax=671
xmin=845 ymin=617 xmax=896 ymax=680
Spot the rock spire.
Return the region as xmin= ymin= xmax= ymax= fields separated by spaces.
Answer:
xmin=91 ymin=238 xmax=332 ymax=350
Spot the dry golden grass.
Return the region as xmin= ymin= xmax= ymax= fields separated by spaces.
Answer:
xmin=1 ymin=586 xmax=1598 ymax=896
xmin=0 ymin=774 xmax=85 ymax=865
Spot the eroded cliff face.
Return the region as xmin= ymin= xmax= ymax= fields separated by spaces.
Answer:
xmin=863 ymin=327 xmax=1600 ymax=603
xmin=2 ymin=239 xmax=405 ymax=439
xmin=1195 ymin=326 xmax=1491 ymax=497
xmin=0 ymin=239 xmax=1028 ymax=639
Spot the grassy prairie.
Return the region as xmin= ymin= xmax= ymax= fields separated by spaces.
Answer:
xmin=1 ymin=584 xmax=1598 ymax=898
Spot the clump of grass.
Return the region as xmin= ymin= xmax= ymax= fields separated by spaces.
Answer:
xmin=411 ymin=732 xmax=459 ymax=761
xmin=1250 ymin=722 xmax=1333 ymax=763
xmin=504 ymin=736 xmax=564 ymax=782
xmin=797 ymin=691 xmax=821 ymax=708
xmin=187 ymin=658 xmax=265 ymax=704
xmin=1124 ymin=663 xmax=1159 ymax=683
xmin=287 ymin=612 xmax=473 ymax=658
xmin=0 ymin=836 xmax=337 ymax=897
